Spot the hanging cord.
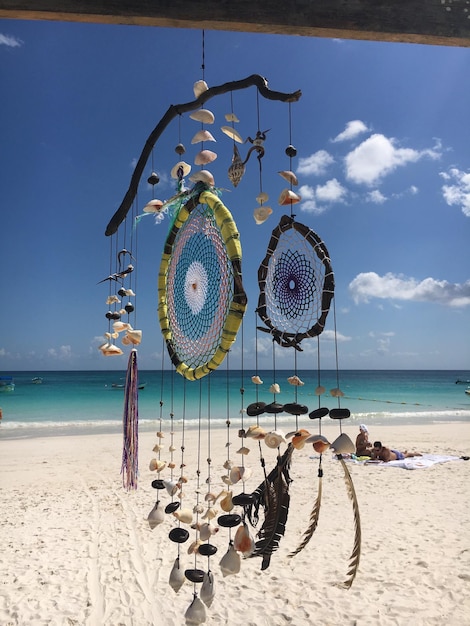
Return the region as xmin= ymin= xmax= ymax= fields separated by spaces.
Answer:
xmin=316 ymin=335 xmax=323 ymax=437
xmin=332 ymin=297 xmax=344 ymax=434
xmin=288 ymin=102 xmax=295 ymax=219
xmin=201 ymin=29 xmax=205 ymax=82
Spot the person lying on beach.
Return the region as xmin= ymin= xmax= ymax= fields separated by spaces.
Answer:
xmin=370 ymin=441 xmax=422 ymax=462
xmin=355 ymin=424 xmax=372 ymax=457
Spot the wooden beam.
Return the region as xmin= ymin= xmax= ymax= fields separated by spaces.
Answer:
xmin=0 ymin=0 xmax=469 ymax=48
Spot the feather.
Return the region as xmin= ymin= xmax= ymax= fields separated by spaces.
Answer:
xmin=251 ymin=445 xmax=294 ymax=570
xmin=338 ymin=455 xmax=361 ymax=589
xmin=288 ymin=466 xmax=323 ymax=558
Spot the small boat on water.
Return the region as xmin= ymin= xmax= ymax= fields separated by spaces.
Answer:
xmin=465 ymin=389 xmax=470 ymax=396
xmin=0 ymin=376 xmax=15 ymax=392
xmin=456 ymin=379 xmax=470 ymax=384
xmin=111 ymin=381 xmax=147 ymax=390
xmin=32 ymin=377 xmax=43 ymax=384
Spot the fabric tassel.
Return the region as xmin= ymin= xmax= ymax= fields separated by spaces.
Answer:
xmin=121 ymin=348 xmax=139 ymax=490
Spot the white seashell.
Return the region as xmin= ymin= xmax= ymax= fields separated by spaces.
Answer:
xmin=278 ymin=188 xmax=301 ymax=206
xmin=112 ymin=321 xmax=131 ymax=333
xmin=173 ymin=508 xmax=193 ymax=524
xmin=221 ymin=126 xmax=244 ymax=143
xmin=106 ymin=295 xmax=120 ymax=305
xmin=169 ymin=445 xmax=176 ymax=452
xmin=223 ymin=459 xmax=233 ymax=470
xmin=236 ymin=446 xmax=250 ymax=455
xmin=193 ymin=503 xmax=204 ymax=514
xmin=99 ymin=342 xmax=124 ymax=356
xmin=152 ymin=444 xmax=162 ymax=453
xmin=264 ymin=430 xmax=287 ymax=449
xmin=200 ymin=571 xmax=215 ymax=608
xmin=251 ymin=375 xmax=263 ymax=384
xmin=278 ymin=170 xmax=299 ymax=186
xmin=147 ymin=501 xmax=165 ymax=529
xmin=125 ymin=329 xmax=142 ymax=345
xmin=221 ymin=475 xmax=232 ymax=485
xmin=204 ymin=492 xmax=217 ymax=503
xmin=269 ymin=383 xmax=281 ymax=394
xmin=245 ymin=425 xmax=266 ymax=440
xmin=156 ymin=431 xmax=164 ymax=438
xmin=189 ymin=108 xmax=215 ymax=124
xmin=219 ymin=543 xmax=241 ymax=577
xmin=253 ymin=206 xmax=272 ymax=224
xmin=163 ymin=479 xmax=179 ymax=496
xmin=233 ymin=522 xmax=255 ymax=556
xmin=287 ymin=375 xmax=305 ymax=386
xmin=143 ymin=198 xmax=164 ymax=213
xmin=229 ymin=466 xmax=252 ymax=484
xmin=256 ymin=191 xmax=269 ymax=204
xmin=121 ymin=335 xmax=132 ymax=346
xmin=315 ymin=385 xmax=326 ymax=396
xmin=330 ymin=387 xmax=345 ymax=398
xmin=225 ymin=112 xmax=239 ymax=123
xmin=194 ymin=149 xmax=217 ymax=165
xmin=187 ymin=539 xmax=203 ymax=555
xmin=330 ymin=433 xmax=355 ymax=455
xmin=199 ymin=522 xmax=218 ymax=541
xmin=184 ymin=595 xmax=206 ymax=625
xmin=170 ymin=161 xmax=191 ymax=179
xmin=189 ymin=169 xmax=215 ymax=186
xmin=201 ymin=508 xmax=218 ymax=521
xmin=193 ymin=80 xmax=209 ymax=98
xmin=220 ymin=491 xmax=233 ymax=512
xmin=169 ymin=557 xmax=185 ymax=593
xmin=191 ymin=129 xmax=216 ymax=144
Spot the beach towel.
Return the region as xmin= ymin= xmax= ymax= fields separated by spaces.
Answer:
xmin=367 ymin=454 xmax=462 ymax=470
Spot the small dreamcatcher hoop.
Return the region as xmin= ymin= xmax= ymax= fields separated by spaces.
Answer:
xmin=256 ymin=214 xmax=334 ymax=350
xmin=158 ymin=189 xmax=247 ymax=380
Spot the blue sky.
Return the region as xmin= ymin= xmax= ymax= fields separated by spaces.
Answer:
xmin=0 ymin=20 xmax=469 ymax=372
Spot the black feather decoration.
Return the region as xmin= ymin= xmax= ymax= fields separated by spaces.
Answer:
xmin=249 ymin=444 xmax=294 ymax=570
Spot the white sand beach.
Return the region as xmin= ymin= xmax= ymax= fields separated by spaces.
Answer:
xmin=1 ymin=423 xmax=469 ymax=626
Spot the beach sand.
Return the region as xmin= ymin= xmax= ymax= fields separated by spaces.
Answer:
xmin=1 ymin=423 xmax=469 ymax=626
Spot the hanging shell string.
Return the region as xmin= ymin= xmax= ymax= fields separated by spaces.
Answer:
xmin=332 ymin=297 xmax=344 ymax=434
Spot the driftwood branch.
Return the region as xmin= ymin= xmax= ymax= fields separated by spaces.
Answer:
xmin=105 ymin=74 xmax=301 ymax=236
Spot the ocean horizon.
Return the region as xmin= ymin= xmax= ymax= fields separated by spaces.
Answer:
xmin=1 ymin=369 xmax=469 ymax=440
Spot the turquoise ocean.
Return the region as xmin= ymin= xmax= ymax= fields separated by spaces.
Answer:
xmin=1 ymin=370 xmax=469 ymax=440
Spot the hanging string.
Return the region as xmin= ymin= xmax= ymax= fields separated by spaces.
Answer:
xmin=332 ymin=297 xmax=344 ymax=434
xmin=201 ymin=29 xmax=205 ymax=81
xmin=288 ymin=102 xmax=295 ymax=219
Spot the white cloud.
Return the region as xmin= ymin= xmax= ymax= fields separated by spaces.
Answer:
xmin=349 ymin=272 xmax=470 ymax=307
xmin=298 ymin=185 xmax=323 ymax=214
xmin=48 ymin=345 xmax=73 ymax=359
xmin=315 ymin=178 xmax=347 ymax=203
xmin=297 ymin=150 xmax=334 ymax=177
xmin=332 ymin=120 xmax=369 ymax=143
xmin=0 ymin=34 xmax=23 ymax=48
xmin=440 ymin=167 xmax=470 ymax=217
xmin=320 ymin=329 xmax=351 ymax=342
xmin=366 ymin=190 xmax=387 ymax=204
xmin=345 ymin=134 xmax=441 ymax=186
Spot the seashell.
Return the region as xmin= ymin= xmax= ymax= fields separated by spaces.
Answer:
xmin=315 ymin=385 xmax=326 ymax=396
xmin=187 ymin=539 xmax=203 ymax=555
xmin=173 ymin=508 xmax=193 ymax=524
xmin=306 ymin=434 xmax=331 ymax=454
xmin=165 ymin=501 xmax=180 ymax=514
xmin=245 ymin=425 xmax=266 ymax=440
xmin=246 ymin=402 xmax=266 ymax=417
xmin=198 ymin=543 xmax=217 ymax=557
xmin=264 ymin=431 xmax=287 ymax=449
xmin=99 ymin=343 xmax=123 ymax=356
xmin=191 ymin=129 xmax=216 ymax=144
xmin=125 ymin=329 xmax=142 ymax=345
xmin=156 ymin=431 xmax=164 ymax=438
xmin=227 ymin=144 xmax=245 ymax=187
xmin=169 ymin=527 xmax=190 ymax=544
xmin=194 ymin=149 xmax=217 ymax=165
xmin=200 ymin=571 xmax=215 ymax=608
xmin=184 ymin=595 xmax=206 ymax=625
xmin=225 ymin=112 xmax=239 ymax=123
xmin=106 ymin=295 xmax=120 ymax=305
xmin=236 ymin=446 xmax=250 ymax=455
xmin=287 ymin=375 xmax=304 ymax=386
xmin=221 ymin=125 xmax=244 ymax=143
xmin=292 ymin=429 xmax=311 ymax=450
xmin=330 ymin=387 xmax=345 ymax=398
xmin=254 ymin=206 xmax=273 ymax=224
xmin=269 ymin=383 xmax=281 ymax=394
xmin=223 ymin=459 xmax=233 ymax=470
xmin=163 ymin=479 xmax=179 ymax=496
xmin=309 ymin=407 xmax=329 ymax=420
xmin=189 ymin=108 xmax=215 ymax=124
xmin=169 ymin=557 xmax=185 ymax=593
xmin=189 ymin=169 xmax=215 ymax=186
xmin=219 ymin=543 xmax=241 ymax=577
xmin=199 ymin=522 xmax=218 ymax=541
xmin=193 ymin=503 xmax=204 ymax=514
xmin=193 ymin=80 xmax=208 ymax=98
xmin=256 ymin=191 xmax=269 ymax=204
xmin=112 ymin=321 xmax=131 ymax=333
xmin=330 ymin=433 xmax=355 ymax=455
xmin=147 ymin=501 xmax=165 ymax=529
xmin=143 ymin=199 xmax=164 ymax=213
xmin=170 ymin=161 xmax=191 ymax=179
xmin=152 ymin=444 xmax=162 ymax=453
xmin=202 ymin=507 xmax=218 ymax=521
xmin=169 ymin=445 xmax=176 ymax=452
xmin=221 ymin=475 xmax=232 ymax=486
xmin=184 ymin=568 xmax=205 ymax=584
xmin=220 ymin=491 xmax=234 ymax=512
xmin=251 ymin=375 xmax=263 ymax=385
xmin=230 ymin=466 xmax=252 ymax=484
xmin=204 ymin=492 xmax=217 ymax=503
xmin=149 ymin=458 xmax=166 ymax=472
xmin=233 ymin=522 xmax=255 ymax=557
xmin=278 ymin=170 xmax=299 ymax=186
xmin=278 ymin=188 xmax=301 ymax=206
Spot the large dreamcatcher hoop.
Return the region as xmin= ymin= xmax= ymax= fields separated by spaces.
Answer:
xmin=158 ymin=189 xmax=247 ymax=380
xmin=256 ymin=214 xmax=334 ymax=350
